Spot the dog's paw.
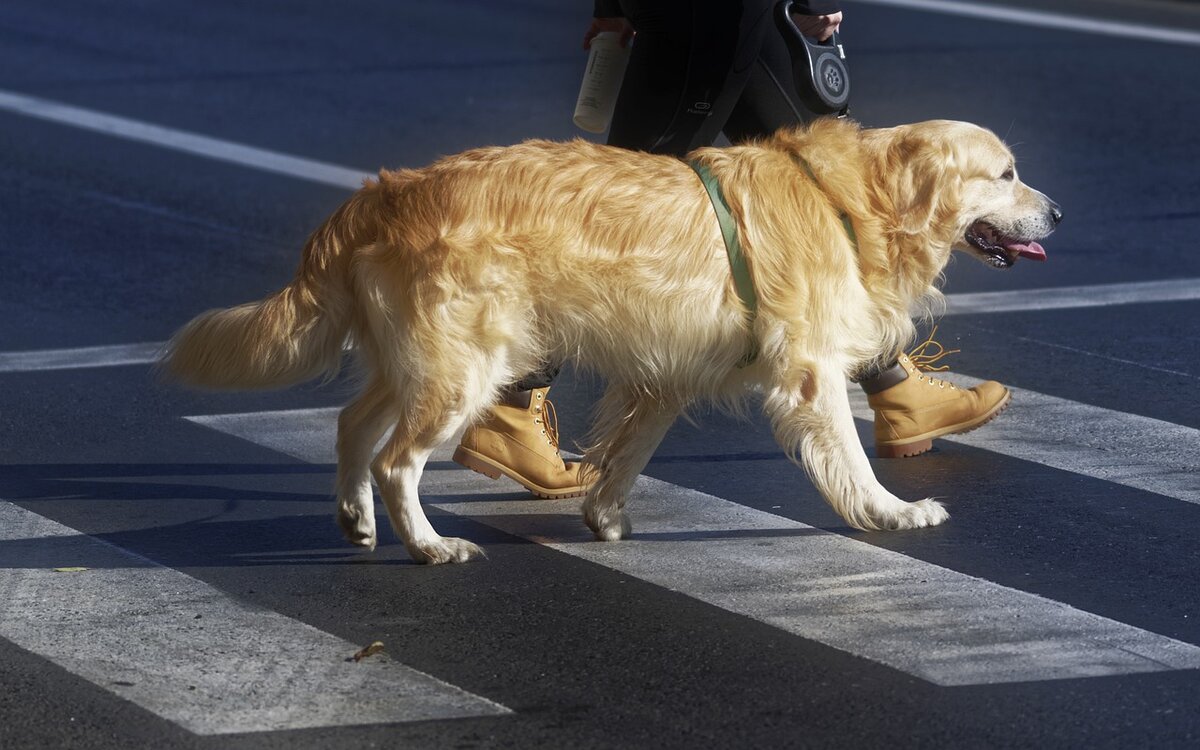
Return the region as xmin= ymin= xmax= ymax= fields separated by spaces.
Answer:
xmin=336 ymin=503 xmax=377 ymax=551
xmin=888 ymin=498 xmax=949 ymax=530
xmin=584 ymin=505 xmax=631 ymax=542
xmin=406 ymin=536 xmax=486 ymax=565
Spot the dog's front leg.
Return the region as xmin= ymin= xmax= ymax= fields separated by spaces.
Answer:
xmin=765 ymin=366 xmax=948 ymax=531
xmin=582 ymin=386 xmax=678 ymax=541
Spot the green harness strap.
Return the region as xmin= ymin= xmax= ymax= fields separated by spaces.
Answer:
xmin=689 ymin=161 xmax=759 ymax=315
xmin=689 ymin=160 xmax=759 ymax=367
xmin=688 ymin=156 xmax=860 ymax=369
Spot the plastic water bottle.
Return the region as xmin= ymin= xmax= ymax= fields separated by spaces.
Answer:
xmin=573 ymin=31 xmax=631 ymax=134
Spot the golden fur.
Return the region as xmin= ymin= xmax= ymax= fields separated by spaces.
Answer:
xmin=163 ymin=118 xmax=1058 ymax=564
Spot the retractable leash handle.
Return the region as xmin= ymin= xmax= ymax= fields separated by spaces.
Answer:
xmin=774 ymin=0 xmax=850 ymax=116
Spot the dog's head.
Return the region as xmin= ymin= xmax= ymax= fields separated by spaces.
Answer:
xmin=873 ymin=120 xmax=1062 ymax=269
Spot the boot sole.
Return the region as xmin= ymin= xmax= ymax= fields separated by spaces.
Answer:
xmin=451 ymin=446 xmax=590 ymax=500
xmin=875 ymin=389 xmax=1013 ymax=459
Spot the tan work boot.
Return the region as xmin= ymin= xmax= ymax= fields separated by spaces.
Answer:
xmin=865 ymin=335 xmax=1011 ymax=458
xmin=453 ymin=387 xmax=592 ymax=499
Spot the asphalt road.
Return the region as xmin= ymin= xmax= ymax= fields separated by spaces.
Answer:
xmin=1 ymin=1 xmax=1199 ymax=748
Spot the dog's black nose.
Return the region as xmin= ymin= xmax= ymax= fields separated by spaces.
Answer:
xmin=1048 ymin=201 xmax=1064 ymax=226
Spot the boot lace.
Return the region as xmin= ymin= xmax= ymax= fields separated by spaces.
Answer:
xmin=905 ymin=326 xmax=961 ymax=389
xmin=533 ymin=396 xmax=561 ymax=448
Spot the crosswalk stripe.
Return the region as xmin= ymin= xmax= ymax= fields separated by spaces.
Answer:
xmin=0 ymin=89 xmax=371 ymax=190
xmin=944 ymin=278 xmax=1200 ymax=316
xmin=187 ymin=407 xmax=1200 ymax=686
xmin=1 ymin=278 xmax=1196 ymax=374
xmin=0 ymin=501 xmax=509 ymax=734
xmin=0 ymin=342 xmax=164 ymax=373
xmin=1 ymin=90 xmax=1194 ymax=378
xmin=853 ymin=0 xmax=1200 ymax=48
xmin=849 ymin=375 xmax=1200 ymax=505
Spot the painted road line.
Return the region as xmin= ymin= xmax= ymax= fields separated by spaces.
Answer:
xmin=850 ymin=376 xmax=1200 ymax=504
xmin=0 ymin=90 xmax=1195 ymax=368
xmin=944 ymin=278 xmax=1200 ymax=316
xmin=0 ymin=501 xmax=509 ymax=734
xmin=0 ymin=89 xmax=371 ymax=190
xmin=188 ymin=407 xmax=1200 ymax=686
xmin=3 ymin=277 xmax=1197 ymax=374
xmin=853 ymin=0 xmax=1200 ymax=47
xmin=0 ymin=342 xmax=164 ymax=373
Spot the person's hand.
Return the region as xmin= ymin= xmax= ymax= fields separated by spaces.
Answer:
xmin=790 ymin=10 xmax=842 ymax=42
xmin=583 ymin=17 xmax=635 ymax=50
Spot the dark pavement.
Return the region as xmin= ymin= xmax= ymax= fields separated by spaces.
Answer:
xmin=1 ymin=1 xmax=1198 ymax=747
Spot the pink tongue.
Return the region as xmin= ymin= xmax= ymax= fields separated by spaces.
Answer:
xmin=1010 ymin=241 xmax=1046 ymax=261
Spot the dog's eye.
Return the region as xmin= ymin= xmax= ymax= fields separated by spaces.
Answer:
xmin=1000 ymin=167 xmax=1015 ymax=181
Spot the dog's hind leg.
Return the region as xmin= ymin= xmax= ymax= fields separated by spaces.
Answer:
xmin=765 ymin=365 xmax=949 ymax=531
xmin=335 ymin=376 xmax=402 ymax=550
xmin=370 ymin=378 xmax=493 ymax=564
xmin=581 ymin=385 xmax=678 ymax=541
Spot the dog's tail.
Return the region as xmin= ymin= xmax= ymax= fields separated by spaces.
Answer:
xmin=161 ymin=183 xmax=382 ymax=390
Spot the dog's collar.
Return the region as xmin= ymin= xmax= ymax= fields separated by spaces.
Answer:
xmin=689 ymin=160 xmax=759 ymax=367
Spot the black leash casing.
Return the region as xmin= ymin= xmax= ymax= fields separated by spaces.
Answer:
xmin=774 ymin=0 xmax=851 ymax=116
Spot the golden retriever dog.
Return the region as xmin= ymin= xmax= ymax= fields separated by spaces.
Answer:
xmin=163 ymin=118 xmax=1060 ymax=564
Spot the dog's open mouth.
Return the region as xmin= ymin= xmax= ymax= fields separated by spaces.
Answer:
xmin=965 ymin=221 xmax=1047 ymax=269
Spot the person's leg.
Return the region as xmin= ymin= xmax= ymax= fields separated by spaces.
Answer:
xmin=724 ymin=31 xmax=1013 ymax=458
xmin=511 ymin=365 xmax=560 ymax=392
xmin=456 ymin=0 xmax=771 ymax=496
xmin=454 ymin=357 xmax=594 ymax=497
xmin=608 ymin=0 xmax=772 ymax=156
xmin=454 ymin=381 xmax=591 ymax=499
xmin=721 ymin=12 xmax=810 ymax=142
xmin=858 ymin=333 xmax=1011 ymax=458
xmin=604 ymin=0 xmax=694 ymax=154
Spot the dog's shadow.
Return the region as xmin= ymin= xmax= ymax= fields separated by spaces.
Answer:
xmin=0 ymin=461 xmax=604 ymax=572
xmin=0 ymin=459 xmax=869 ymax=573
xmin=0 ymin=462 xmax=407 ymax=570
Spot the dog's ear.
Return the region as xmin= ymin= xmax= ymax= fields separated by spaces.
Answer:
xmin=887 ymin=132 xmax=958 ymax=235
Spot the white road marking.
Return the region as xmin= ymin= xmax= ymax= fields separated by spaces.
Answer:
xmin=850 ymin=376 xmax=1200 ymax=504
xmin=0 ymin=342 xmax=164 ymax=373
xmin=188 ymin=407 xmax=1200 ymax=686
xmin=0 ymin=501 xmax=509 ymax=735
xmin=0 ymin=89 xmax=371 ymax=190
xmin=4 ymin=7 xmax=1193 ymax=708
xmin=2 ymin=278 xmax=1196 ymax=374
xmin=944 ymin=278 xmax=1200 ymax=316
xmin=852 ymin=0 xmax=1200 ymax=47
xmin=0 ymin=91 xmax=1195 ymax=372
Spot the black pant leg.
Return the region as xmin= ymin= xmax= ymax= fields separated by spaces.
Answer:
xmin=511 ymin=365 xmax=562 ymax=392
xmin=508 ymin=1 xmax=782 ymax=394
xmin=608 ymin=0 xmax=774 ymax=156
xmin=722 ymin=16 xmax=814 ymax=143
